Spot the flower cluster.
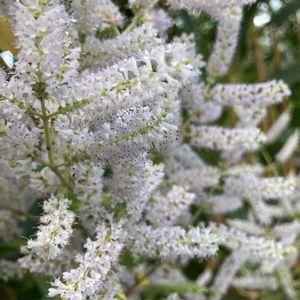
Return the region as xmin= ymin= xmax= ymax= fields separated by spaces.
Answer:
xmin=0 ymin=0 xmax=299 ymax=299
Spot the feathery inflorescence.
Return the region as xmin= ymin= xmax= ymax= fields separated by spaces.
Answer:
xmin=0 ymin=0 xmax=299 ymax=299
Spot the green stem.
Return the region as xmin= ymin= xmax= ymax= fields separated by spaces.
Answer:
xmin=40 ymin=97 xmax=73 ymax=192
xmin=189 ymin=203 xmax=206 ymax=226
xmin=126 ymin=264 xmax=159 ymax=297
xmin=260 ymin=146 xmax=280 ymax=176
xmin=40 ymin=98 xmax=54 ymax=165
xmin=124 ymin=12 xmax=147 ymax=33
xmin=0 ymin=204 xmax=39 ymax=221
xmin=189 ymin=178 xmax=224 ymax=226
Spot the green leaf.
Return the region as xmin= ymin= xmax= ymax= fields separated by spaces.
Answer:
xmin=0 ymin=243 xmax=23 ymax=255
xmin=268 ymin=2 xmax=300 ymax=26
xmin=96 ymin=26 xmax=119 ymax=40
xmin=272 ymin=62 xmax=300 ymax=85
xmin=34 ymin=276 xmax=51 ymax=296
xmin=65 ymin=191 xmax=80 ymax=212
xmin=102 ymin=193 xmax=113 ymax=210
xmin=35 ymin=275 xmax=60 ymax=300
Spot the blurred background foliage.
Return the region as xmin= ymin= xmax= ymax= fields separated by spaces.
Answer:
xmin=167 ymin=0 xmax=300 ymax=179
xmin=1 ymin=0 xmax=300 ymax=299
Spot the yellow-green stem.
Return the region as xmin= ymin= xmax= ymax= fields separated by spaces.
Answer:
xmin=40 ymin=98 xmax=73 ymax=192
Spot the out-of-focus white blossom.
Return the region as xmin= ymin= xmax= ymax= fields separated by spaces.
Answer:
xmin=232 ymin=275 xmax=278 ymax=291
xmin=212 ymin=80 xmax=290 ymax=107
xmin=149 ymin=9 xmax=174 ymax=33
xmin=166 ymin=0 xmax=256 ymax=12
xmin=224 ymin=176 xmax=296 ymax=201
xmin=276 ymin=130 xmax=299 ymax=163
xmin=211 ymin=250 xmax=249 ymax=300
xmin=190 ymin=126 xmax=265 ymax=153
xmin=166 ymin=293 xmax=183 ymax=300
xmin=170 ymin=166 xmax=220 ymax=194
xmin=0 ymin=0 xmax=11 ymax=16
xmin=207 ymin=6 xmax=243 ymax=77
xmin=278 ymin=264 xmax=297 ymax=300
xmin=130 ymin=225 xmax=221 ymax=260
xmin=207 ymin=195 xmax=243 ymax=214
xmin=212 ymin=224 xmax=295 ymax=260
xmin=0 ymin=260 xmax=24 ymax=282
xmin=227 ymin=219 xmax=265 ymax=236
xmin=146 ymin=185 xmax=196 ymax=226
xmin=181 ymin=83 xmax=223 ymax=124
xmin=112 ymin=155 xmax=165 ymax=223
xmin=266 ymin=109 xmax=292 ymax=143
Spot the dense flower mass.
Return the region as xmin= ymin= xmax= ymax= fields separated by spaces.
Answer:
xmin=0 ymin=0 xmax=299 ymax=299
